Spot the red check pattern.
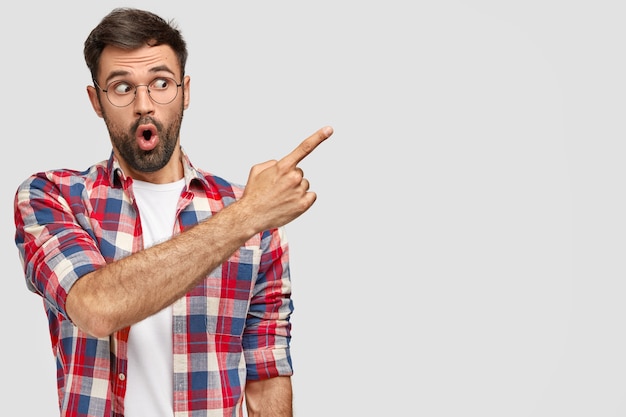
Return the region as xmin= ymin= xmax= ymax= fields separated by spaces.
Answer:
xmin=14 ymin=150 xmax=293 ymax=417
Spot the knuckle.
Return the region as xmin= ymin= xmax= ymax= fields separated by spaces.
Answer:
xmin=301 ymin=141 xmax=314 ymax=155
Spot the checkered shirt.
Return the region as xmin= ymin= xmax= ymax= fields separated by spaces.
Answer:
xmin=14 ymin=150 xmax=294 ymax=417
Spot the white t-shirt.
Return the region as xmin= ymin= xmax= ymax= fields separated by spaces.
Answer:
xmin=124 ymin=178 xmax=185 ymax=417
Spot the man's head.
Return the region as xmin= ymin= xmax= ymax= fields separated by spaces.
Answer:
xmin=84 ymin=7 xmax=188 ymax=82
xmin=84 ymin=8 xmax=191 ymax=183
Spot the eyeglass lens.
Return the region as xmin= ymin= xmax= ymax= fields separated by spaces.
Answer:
xmin=104 ymin=77 xmax=180 ymax=107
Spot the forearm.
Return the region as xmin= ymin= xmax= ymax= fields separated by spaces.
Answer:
xmin=245 ymin=376 xmax=293 ymax=417
xmin=66 ymin=201 xmax=256 ymax=337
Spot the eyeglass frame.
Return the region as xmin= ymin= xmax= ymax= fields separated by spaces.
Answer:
xmin=92 ymin=76 xmax=184 ymax=107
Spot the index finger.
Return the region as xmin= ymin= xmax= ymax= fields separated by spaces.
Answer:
xmin=279 ymin=126 xmax=334 ymax=168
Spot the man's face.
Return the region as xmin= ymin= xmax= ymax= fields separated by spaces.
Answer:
xmin=88 ymin=43 xmax=190 ymax=183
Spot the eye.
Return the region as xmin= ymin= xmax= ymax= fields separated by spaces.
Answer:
xmin=110 ymin=81 xmax=134 ymax=95
xmin=150 ymin=78 xmax=171 ymax=90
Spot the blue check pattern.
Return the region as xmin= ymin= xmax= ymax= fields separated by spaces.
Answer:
xmin=14 ymin=149 xmax=294 ymax=417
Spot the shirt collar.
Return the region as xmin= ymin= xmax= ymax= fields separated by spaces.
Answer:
xmin=105 ymin=147 xmax=211 ymax=193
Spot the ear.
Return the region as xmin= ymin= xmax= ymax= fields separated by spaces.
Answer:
xmin=182 ymin=75 xmax=191 ymax=110
xmin=87 ymin=85 xmax=104 ymax=118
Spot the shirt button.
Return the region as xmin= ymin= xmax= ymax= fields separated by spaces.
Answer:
xmin=118 ymin=373 xmax=126 ymax=381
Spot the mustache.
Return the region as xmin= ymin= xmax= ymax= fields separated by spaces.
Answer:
xmin=132 ymin=116 xmax=163 ymax=132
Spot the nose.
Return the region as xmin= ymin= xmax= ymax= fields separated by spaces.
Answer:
xmin=133 ymin=84 xmax=154 ymax=115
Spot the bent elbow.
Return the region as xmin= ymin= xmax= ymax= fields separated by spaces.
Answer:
xmin=82 ymin=319 xmax=117 ymax=338
xmin=67 ymin=303 xmax=118 ymax=338
xmin=66 ymin=287 xmax=118 ymax=338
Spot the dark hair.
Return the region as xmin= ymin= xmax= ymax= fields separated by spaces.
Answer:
xmin=84 ymin=8 xmax=188 ymax=81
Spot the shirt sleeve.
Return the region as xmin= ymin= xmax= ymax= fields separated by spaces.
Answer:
xmin=14 ymin=172 xmax=106 ymax=320
xmin=243 ymin=226 xmax=294 ymax=380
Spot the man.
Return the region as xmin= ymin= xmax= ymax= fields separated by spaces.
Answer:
xmin=14 ymin=7 xmax=332 ymax=417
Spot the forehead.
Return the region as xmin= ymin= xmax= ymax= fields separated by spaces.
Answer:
xmin=98 ymin=43 xmax=180 ymax=82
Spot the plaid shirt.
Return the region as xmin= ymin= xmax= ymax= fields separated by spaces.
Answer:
xmin=14 ymin=150 xmax=294 ymax=417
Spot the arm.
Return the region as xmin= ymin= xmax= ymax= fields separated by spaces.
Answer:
xmin=66 ymin=201 xmax=256 ymax=336
xmin=66 ymin=126 xmax=333 ymax=337
xmin=245 ymin=376 xmax=293 ymax=417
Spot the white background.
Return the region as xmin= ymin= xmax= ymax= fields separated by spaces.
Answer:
xmin=2 ymin=1 xmax=625 ymax=416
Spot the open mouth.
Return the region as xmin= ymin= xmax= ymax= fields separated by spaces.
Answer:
xmin=135 ymin=124 xmax=159 ymax=151
xmin=142 ymin=129 xmax=153 ymax=141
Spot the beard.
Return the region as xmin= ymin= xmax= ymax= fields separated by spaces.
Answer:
xmin=101 ymin=102 xmax=184 ymax=173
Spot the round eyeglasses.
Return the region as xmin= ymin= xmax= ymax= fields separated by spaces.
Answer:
xmin=93 ymin=77 xmax=183 ymax=107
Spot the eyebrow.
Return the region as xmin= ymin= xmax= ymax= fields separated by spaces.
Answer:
xmin=104 ymin=65 xmax=177 ymax=85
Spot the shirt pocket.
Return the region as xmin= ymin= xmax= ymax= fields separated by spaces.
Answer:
xmin=180 ymin=247 xmax=261 ymax=337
